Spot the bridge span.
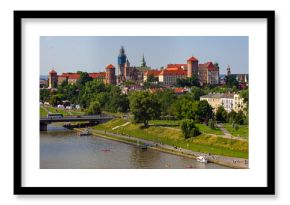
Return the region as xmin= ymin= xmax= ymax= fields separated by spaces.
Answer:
xmin=40 ymin=115 xmax=114 ymax=131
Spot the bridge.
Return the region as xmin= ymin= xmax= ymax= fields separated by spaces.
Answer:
xmin=40 ymin=115 xmax=114 ymax=131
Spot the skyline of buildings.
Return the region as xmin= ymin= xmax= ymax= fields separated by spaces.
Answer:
xmin=45 ymin=46 xmax=249 ymax=89
xmin=40 ymin=36 xmax=249 ymax=75
xmin=47 ymin=46 xmax=226 ymax=88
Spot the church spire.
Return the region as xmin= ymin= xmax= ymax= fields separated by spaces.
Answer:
xmin=141 ymin=53 xmax=146 ymax=67
xmin=227 ymin=64 xmax=231 ymax=76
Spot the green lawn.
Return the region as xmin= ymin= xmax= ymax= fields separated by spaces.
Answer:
xmin=149 ymin=120 xmax=180 ymax=126
xmin=196 ymin=123 xmax=224 ymax=135
xmin=149 ymin=120 xmax=224 ymax=135
xmin=40 ymin=106 xmax=48 ymax=117
xmin=223 ymin=123 xmax=249 ymax=138
xmin=92 ymin=118 xmax=248 ymax=158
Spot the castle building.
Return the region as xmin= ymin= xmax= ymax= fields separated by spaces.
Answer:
xmin=226 ymin=65 xmax=249 ymax=84
xmin=143 ymin=56 xmax=219 ymax=86
xmin=48 ymin=69 xmax=58 ymax=88
xmin=117 ymin=46 xmax=148 ymax=84
xmin=118 ymin=46 xmax=127 ymax=83
xmin=187 ymin=56 xmax=199 ymax=78
xmin=47 ymin=64 xmax=116 ymax=88
xmin=198 ymin=62 xmax=219 ymax=85
xmin=105 ymin=64 xmax=116 ymax=85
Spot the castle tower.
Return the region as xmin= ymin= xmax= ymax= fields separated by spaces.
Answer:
xmin=124 ymin=59 xmax=130 ymax=80
xmin=105 ymin=64 xmax=116 ymax=85
xmin=227 ymin=65 xmax=231 ymax=76
xmin=187 ymin=56 xmax=198 ymax=78
xmin=48 ymin=69 xmax=58 ymax=88
xmin=118 ymin=46 xmax=127 ymax=83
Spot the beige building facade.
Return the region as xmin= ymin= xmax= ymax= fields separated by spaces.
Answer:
xmin=200 ymin=93 xmax=245 ymax=113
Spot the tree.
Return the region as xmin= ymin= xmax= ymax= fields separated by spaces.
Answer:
xmin=147 ymin=74 xmax=158 ymax=83
xmin=40 ymin=89 xmax=51 ymax=102
xmin=180 ymin=119 xmax=200 ymax=139
xmin=228 ymin=110 xmax=237 ymax=123
xmin=197 ymin=100 xmax=214 ymax=123
xmin=156 ymin=89 xmax=177 ymax=116
xmin=235 ymin=110 xmax=245 ymax=125
xmin=176 ymin=76 xmax=199 ymax=87
xmin=240 ymin=89 xmax=249 ymax=116
xmin=216 ymin=106 xmax=228 ymax=122
xmin=214 ymin=62 xmax=220 ymax=70
xmin=168 ymin=96 xmax=199 ymax=120
xmin=190 ymin=86 xmax=205 ymax=100
xmin=76 ymin=72 xmax=92 ymax=86
xmin=232 ymin=122 xmax=239 ymax=131
xmin=87 ymin=100 xmax=101 ymax=115
xmin=129 ymin=91 xmax=161 ymax=127
xmin=49 ymin=94 xmax=62 ymax=107
xmin=106 ymin=92 xmax=129 ymax=113
xmin=208 ymin=118 xmax=215 ymax=129
xmin=79 ymin=81 xmax=106 ymax=108
xmin=225 ymin=75 xmax=239 ymax=88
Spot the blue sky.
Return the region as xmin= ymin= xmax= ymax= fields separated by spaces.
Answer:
xmin=40 ymin=36 xmax=248 ymax=75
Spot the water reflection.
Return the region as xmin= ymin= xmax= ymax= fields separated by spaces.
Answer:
xmin=40 ymin=125 xmax=229 ymax=169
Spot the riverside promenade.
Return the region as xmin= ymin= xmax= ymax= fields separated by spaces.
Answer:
xmin=75 ymin=128 xmax=249 ymax=169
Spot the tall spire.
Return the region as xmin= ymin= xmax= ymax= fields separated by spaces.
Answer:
xmin=119 ymin=46 xmax=125 ymax=55
xmin=141 ymin=53 xmax=146 ymax=67
xmin=227 ymin=64 xmax=231 ymax=76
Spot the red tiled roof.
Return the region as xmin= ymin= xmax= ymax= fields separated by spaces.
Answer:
xmin=160 ymin=69 xmax=187 ymax=76
xmin=59 ymin=72 xmax=105 ymax=79
xmin=165 ymin=67 xmax=183 ymax=71
xmin=106 ymin=64 xmax=115 ymax=69
xmin=144 ymin=70 xmax=162 ymax=76
xmin=59 ymin=73 xmax=80 ymax=79
xmin=199 ymin=62 xmax=218 ymax=71
xmin=173 ymin=87 xmax=186 ymax=93
xmin=187 ymin=56 xmax=198 ymax=62
xmin=49 ymin=69 xmax=57 ymax=74
xmin=167 ymin=64 xmax=187 ymax=69
xmin=89 ymin=72 xmax=106 ymax=78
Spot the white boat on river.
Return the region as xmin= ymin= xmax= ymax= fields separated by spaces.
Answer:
xmin=196 ymin=156 xmax=208 ymax=163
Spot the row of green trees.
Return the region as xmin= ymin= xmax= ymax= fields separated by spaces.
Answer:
xmin=40 ymin=72 xmax=248 ymax=139
xmin=40 ymin=72 xmax=130 ymax=114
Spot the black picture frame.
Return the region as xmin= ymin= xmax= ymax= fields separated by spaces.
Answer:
xmin=14 ymin=10 xmax=275 ymax=195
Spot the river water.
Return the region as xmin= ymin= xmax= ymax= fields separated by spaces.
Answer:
xmin=40 ymin=125 xmax=229 ymax=169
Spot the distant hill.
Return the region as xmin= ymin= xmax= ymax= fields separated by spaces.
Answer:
xmin=40 ymin=75 xmax=48 ymax=80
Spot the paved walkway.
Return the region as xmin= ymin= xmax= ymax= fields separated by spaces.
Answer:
xmin=112 ymin=122 xmax=131 ymax=130
xmin=84 ymin=128 xmax=248 ymax=169
xmin=216 ymin=123 xmax=247 ymax=141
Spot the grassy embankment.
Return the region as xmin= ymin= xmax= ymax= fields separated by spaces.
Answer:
xmin=40 ymin=106 xmax=86 ymax=125
xmin=92 ymin=118 xmax=248 ymax=158
xmin=40 ymin=106 xmax=85 ymax=117
xmin=40 ymin=106 xmax=48 ymax=117
xmin=223 ymin=123 xmax=249 ymax=138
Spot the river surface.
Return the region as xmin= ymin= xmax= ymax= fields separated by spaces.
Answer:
xmin=40 ymin=125 xmax=229 ymax=169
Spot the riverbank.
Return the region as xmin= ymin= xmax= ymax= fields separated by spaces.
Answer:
xmin=74 ymin=128 xmax=248 ymax=169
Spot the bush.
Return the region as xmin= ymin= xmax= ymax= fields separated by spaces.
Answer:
xmin=180 ymin=119 xmax=200 ymax=139
xmin=208 ymin=118 xmax=215 ymax=129
xmin=86 ymin=100 xmax=101 ymax=115
xmin=216 ymin=106 xmax=228 ymax=122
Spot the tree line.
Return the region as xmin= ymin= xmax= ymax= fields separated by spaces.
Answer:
xmin=40 ymin=72 xmax=248 ymax=139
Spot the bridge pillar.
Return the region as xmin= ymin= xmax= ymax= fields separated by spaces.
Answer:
xmin=40 ymin=122 xmax=47 ymax=131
